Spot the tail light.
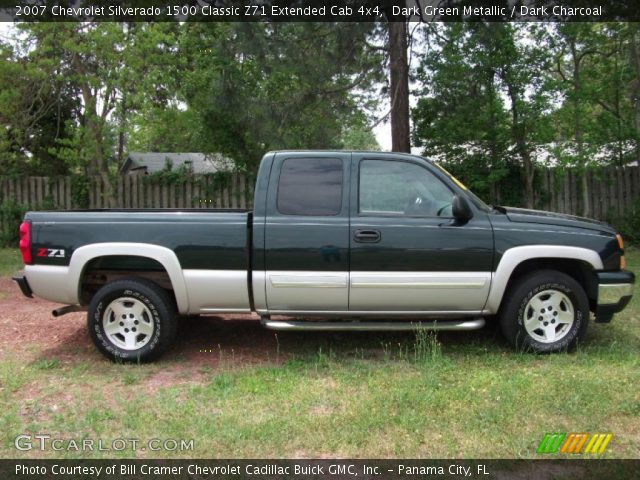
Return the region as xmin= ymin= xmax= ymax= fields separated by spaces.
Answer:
xmin=19 ymin=220 xmax=32 ymax=265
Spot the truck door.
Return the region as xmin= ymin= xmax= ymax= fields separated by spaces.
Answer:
xmin=263 ymin=152 xmax=351 ymax=312
xmin=349 ymin=153 xmax=494 ymax=313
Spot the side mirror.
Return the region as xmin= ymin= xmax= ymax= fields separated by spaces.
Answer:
xmin=452 ymin=195 xmax=473 ymax=223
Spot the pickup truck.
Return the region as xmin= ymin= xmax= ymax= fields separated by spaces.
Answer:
xmin=13 ymin=151 xmax=634 ymax=361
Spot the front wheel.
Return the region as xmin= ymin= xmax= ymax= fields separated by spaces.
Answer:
xmin=88 ymin=278 xmax=177 ymax=362
xmin=499 ymin=270 xmax=589 ymax=353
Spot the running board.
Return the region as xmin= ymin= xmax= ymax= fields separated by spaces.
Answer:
xmin=260 ymin=318 xmax=485 ymax=332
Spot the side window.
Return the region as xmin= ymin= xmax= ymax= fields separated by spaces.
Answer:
xmin=277 ymin=157 xmax=343 ymax=216
xmin=359 ymin=160 xmax=454 ymax=217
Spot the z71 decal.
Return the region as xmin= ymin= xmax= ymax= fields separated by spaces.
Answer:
xmin=36 ymin=248 xmax=66 ymax=258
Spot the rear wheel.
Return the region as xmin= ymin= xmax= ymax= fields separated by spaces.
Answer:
xmin=499 ymin=270 xmax=589 ymax=353
xmin=88 ymin=278 xmax=177 ymax=362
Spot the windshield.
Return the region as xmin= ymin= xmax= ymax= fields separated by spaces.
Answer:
xmin=432 ymin=162 xmax=491 ymax=212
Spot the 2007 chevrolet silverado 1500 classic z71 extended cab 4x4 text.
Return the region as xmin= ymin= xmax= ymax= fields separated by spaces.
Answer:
xmin=13 ymin=151 xmax=635 ymax=361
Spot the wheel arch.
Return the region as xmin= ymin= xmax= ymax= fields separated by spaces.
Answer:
xmin=486 ymin=245 xmax=602 ymax=313
xmin=68 ymin=243 xmax=189 ymax=314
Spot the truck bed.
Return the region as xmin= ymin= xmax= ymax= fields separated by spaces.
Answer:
xmin=23 ymin=209 xmax=254 ymax=314
xmin=26 ymin=209 xmax=252 ymax=271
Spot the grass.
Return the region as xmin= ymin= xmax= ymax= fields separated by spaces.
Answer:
xmin=0 ymin=248 xmax=22 ymax=277
xmin=0 ymin=248 xmax=638 ymax=459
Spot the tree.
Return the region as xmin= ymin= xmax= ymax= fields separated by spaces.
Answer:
xmin=412 ymin=24 xmax=555 ymax=208
xmin=178 ymin=22 xmax=383 ymax=170
xmin=388 ymin=20 xmax=410 ymax=152
xmin=2 ymin=21 xmax=384 ymax=181
xmin=412 ymin=24 xmax=511 ymax=202
xmin=495 ymin=24 xmax=554 ymax=209
xmin=340 ymin=113 xmax=381 ymax=151
xmin=551 ymin=24 xmax=615 ymax=216
xmin=0 ymin=38 xmax=76 ymax=176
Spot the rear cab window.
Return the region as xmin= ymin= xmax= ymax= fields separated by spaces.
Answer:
xmin=277 ymin=157 xmax=343 ymax=216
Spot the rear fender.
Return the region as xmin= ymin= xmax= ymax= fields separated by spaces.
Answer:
xmin=68 ymin=243 xmax=189 ymax=314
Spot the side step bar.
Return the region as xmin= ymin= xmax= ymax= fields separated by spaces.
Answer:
xmin=260 ymin=318 xmax=485 ymax=332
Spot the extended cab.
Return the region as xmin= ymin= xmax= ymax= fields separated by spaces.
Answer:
xmin=13 ymin=151 xmax=634 ymax=361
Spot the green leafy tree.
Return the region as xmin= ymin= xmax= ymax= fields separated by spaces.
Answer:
xmin=412 ymin=24 xmax=511 ymax=202
xmin=413 ymin=24 xmax=555 ymax=208
xmin=495 ymin=23 xmax=555 ymax=208
xmin=549 ymin=23 xmax=640 ymax=215
xmin=0 ymin=39 xmax=75 ymax=175
xmin=178 ymin=22 xmax=384 ymax=170
xmin=339 ymin=113 xmax=381 ymax=151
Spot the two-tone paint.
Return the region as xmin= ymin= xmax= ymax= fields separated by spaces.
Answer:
xmin=15 ymin=150 xmax=634 ymax=323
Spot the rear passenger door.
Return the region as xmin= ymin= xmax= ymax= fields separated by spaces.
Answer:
xmin=264 ymin=153 xmax=351 ymax=312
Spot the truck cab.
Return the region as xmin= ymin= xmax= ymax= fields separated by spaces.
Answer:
xmin=252 ymin=151 xmax=494 ymax=315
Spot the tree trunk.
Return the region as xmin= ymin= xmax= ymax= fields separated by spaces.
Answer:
xmin=522 ymin=152 xmax=535 ymax=209
xmin=117 ymin=91 xmax=127 ymax=164
xmin=506 ymin=83 xmax=535 ymax=209
xmin=571 ymin=43 xmax=590 ymax=217
xmin=388 ymin=20 xmax=410 ymax=153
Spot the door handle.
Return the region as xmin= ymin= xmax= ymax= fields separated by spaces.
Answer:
xmin=354 ymin=229 xmax=381 ymax=243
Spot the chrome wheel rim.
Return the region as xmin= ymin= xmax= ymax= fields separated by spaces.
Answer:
xmin=102 ymin=297 xmax=154 ymax=350
xmin=523 ymin=289 xmax=575 ymax=343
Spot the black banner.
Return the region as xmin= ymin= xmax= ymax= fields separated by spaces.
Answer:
xmin=1 ymin=0 xmax=640 ymax=22
xmin=2 ymin=459 xmax=640 ymax=480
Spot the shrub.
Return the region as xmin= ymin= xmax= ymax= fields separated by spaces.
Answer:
xmin=610 ymin=199 xmax=640 ymax=245
xmin=0 ymin=200 xmax=28 ymax=247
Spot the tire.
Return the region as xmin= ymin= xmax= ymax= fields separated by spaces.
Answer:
xmin=499 ymin=270 xmax=589 ymax=353
xmin=88 ymin=277 xmax=177 ymax=362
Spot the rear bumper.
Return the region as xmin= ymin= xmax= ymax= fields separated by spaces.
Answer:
xmin=12 ymin=271 xmax=33 ymax=298
xmin=595 ymin=271 xmax=634 ymax=323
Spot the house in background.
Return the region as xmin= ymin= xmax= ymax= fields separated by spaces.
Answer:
xmin=119 ymin=152 xmax=234 ymax=175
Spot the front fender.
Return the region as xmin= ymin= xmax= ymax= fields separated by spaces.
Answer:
xmin=484 ymin=245 xmax=603 ymax=313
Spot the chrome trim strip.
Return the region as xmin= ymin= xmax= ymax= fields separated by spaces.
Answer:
xmin=200 ymin=308 xmax=252 ymax=313
xmin=598 ymin=283 xmax=634 ymax=305
xmin=265 ymin=309 xmax=488 ymax=317
xmin=485 ymin=245 xmax=603 ymax=314
xmin=351 ymin=274 xmax=488 ymax=289
xmin=352 ymin=282 xmax=485 ymax=288
xmin=261 ymin=318 xmax=486 ymax=332
xmin=270 ymin=274 xmax=347 ymax=288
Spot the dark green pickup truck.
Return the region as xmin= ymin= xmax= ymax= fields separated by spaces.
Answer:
xmin=14 ymin=151 xmax=634 ymax=361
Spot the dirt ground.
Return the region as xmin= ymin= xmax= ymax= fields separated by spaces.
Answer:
xmin=0 ymin=276 xmax=414 ymax=381
xmin=0 ymin=276 xmax=302 ymax=381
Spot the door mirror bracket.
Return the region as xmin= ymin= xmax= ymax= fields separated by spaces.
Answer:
xmin=452 ymin=195 xmax=473 ymax=224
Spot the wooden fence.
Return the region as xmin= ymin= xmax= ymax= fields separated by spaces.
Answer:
xmin=0 ymin=172 xmax=255 ymax=210
xmin=533 ymin=167 xmax=639 ymax=223
xmin=1 ymin=166 xmax=638 ymax=226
